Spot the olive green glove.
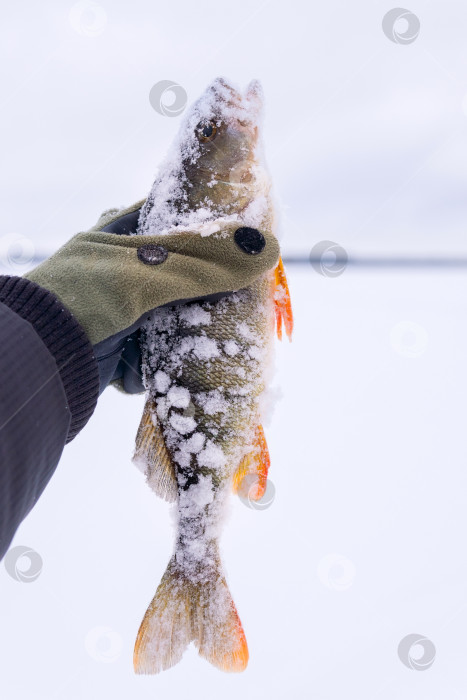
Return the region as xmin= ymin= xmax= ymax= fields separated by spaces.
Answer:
xmin=24 ymin=200 xmax=280 ymax=394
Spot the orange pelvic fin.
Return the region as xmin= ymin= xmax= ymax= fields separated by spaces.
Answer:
xmin=274 ymin=256 xmax=293 ymax=341
xmin=233 ymin=424 xmax=270 ymax=501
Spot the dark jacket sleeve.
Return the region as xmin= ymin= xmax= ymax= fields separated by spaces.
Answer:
xmin=0 ymin=276 xmax=99 ymax=560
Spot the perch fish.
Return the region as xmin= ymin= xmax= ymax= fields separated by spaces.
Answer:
xmin=132 ymin=78 xmax=293 ymax=674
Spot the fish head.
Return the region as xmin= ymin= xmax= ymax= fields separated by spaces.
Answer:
xmin=139 ymin=78 xmax=274 ymax=234
xmin=178 ymin=78 xmax=271 ymax=223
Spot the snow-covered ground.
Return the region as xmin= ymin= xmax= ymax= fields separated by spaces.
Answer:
xmin=1 ymin=265 xmax=467 ymax=699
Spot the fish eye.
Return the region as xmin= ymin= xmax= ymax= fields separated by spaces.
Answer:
xmin=196 ymin=120 xmax=218 ymax=142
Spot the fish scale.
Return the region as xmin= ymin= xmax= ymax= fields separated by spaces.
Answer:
xmin=142 ymin=275 xmax=273 ymax=468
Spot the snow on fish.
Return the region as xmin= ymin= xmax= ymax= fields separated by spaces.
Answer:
xmin=132 ymin=77 xmax=293 ymax=674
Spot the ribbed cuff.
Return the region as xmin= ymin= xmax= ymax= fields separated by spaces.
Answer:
xmin=0 ymin=276 xmax=99 ymax=443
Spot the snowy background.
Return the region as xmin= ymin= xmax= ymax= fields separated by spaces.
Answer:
xmin=1 ymin=0 xmax=467 ymax=698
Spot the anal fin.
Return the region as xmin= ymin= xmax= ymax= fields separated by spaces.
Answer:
xmin=232 ymin=424 xmax=270 ymax=501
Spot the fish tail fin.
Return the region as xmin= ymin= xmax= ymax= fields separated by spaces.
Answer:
xmin=133 ymin=550 xmax=249 ymax=674
xmin=192 ymin=552 xmax=249 ymax=673
xmin=133 ymin=556 xmax=192 ymax=674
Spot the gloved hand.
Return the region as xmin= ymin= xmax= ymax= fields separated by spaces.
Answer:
xmin=24 ymin=200 xmax=280 ymax=394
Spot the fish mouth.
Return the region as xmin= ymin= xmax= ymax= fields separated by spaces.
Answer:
xmin=204 ymin=77 xmax=263 ymax=125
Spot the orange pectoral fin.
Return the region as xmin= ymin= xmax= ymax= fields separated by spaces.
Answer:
xmin=233 ymin=425 xmax=270 ymax=501
xmin=274 ymin=257 xmax=293 ymax=341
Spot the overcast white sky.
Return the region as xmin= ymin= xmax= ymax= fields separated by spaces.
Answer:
xmin=1 ymin=0 xmax=467 ymax=259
